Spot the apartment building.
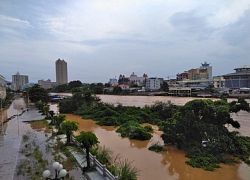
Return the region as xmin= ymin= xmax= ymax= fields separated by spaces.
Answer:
xmin=38 ymin=79 xmax=59 ymax=89
xmin=56 ymin=59 xmax=68 ymax=85
xmin=12 ymin=72 xmax=29 ymax=91
xmin=146 ymin=77 xmax=162 ymax=90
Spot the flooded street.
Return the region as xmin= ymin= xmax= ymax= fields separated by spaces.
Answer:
xmin=0 ymin=97 xmax=82 ymax=180
xmin=61 ymin=95 xmax=250 ymax=180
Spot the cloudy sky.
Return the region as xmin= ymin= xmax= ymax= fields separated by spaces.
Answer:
xmin=1 ymin=0 xmax=250 ymax=83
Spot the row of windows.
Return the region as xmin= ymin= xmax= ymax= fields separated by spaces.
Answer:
xmin=224 ymin=76 xmax=249 ymax=79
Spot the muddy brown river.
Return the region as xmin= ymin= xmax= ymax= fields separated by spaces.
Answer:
xmin=6 ymin=95 xmax=250 ymax=180
xmin=59 ymin=94 xmax=250 ymax=180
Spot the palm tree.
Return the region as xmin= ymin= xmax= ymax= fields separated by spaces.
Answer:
xmin=43 ymin=105 xmax=50 ymax=119
xmin=76 ymin=131 xmax=99 ymax=168
xmin=54 ymin=114 xmax=66 ymax=130
xmin=60 ymin=121 xmax=79 ymax=144
xmin=48 ymin=110 xmax=55 ymax=122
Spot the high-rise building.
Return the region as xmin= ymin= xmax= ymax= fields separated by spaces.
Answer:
xmin=12 ymin=72 xmax=29 ymax=91
xmin=55 ymin=59 xmax=68 ymax=85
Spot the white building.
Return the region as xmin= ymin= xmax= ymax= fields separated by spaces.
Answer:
xmin=129 ymin=72 xmax=148 ymax=86
xmin=38 ymin=79 xmax=59 ymax=89
xmin=213 ymin=76 xmax=225 ymax=88
xmin=146 ymin=77 xmax=161 ymax=90
xmin=12 ymin=72 xmax=29 ymax=91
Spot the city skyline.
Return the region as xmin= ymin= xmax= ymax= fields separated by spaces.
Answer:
xmin=1 ymin=1 xmax=250 ymax=83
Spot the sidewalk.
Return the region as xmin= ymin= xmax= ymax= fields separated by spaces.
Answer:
xmin=0 ymin=109 xmax=43 ymax=179
xmin=68 ymin=147 xmax=109 ymax=180
xmin=59 ymin=135 xmax=109 ymax=180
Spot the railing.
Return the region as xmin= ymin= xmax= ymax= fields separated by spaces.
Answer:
xmin=72 ymin=137 xmax=119 ymax=180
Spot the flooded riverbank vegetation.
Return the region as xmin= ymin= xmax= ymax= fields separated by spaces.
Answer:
xmin=90 ymin=145 xmax=139 ymax=180
xmin=161 ymin=98 xmax=250 ymax=171
xmin=58 ymin=91 xmax=250 ymax=171
xmin=116 ymin=121 xmax=153 ymax=140
xmin=15 ymin=120 xmax=81 ymax=180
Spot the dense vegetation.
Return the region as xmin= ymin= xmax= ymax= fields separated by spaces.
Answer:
xmin=58 ymin=91 xmax=250 ymax=171
xmin=161 ymin=97 xmax=250 ymax=170
xmin=116 ymin=121 xmax=153 ymax=140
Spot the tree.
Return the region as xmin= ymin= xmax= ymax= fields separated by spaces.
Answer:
xmin=161 ymin=98 xmax=250 ymax=170
xmin=54 ymin=114 xmax=67 ymax=130
xmin=76 ymin=131 xmax=99 ymax=168
xmin=69 ymin=80 xmax=82 ymax=89
xmin=60 ymin=121 xmax=79 ymax=144
xmin=113 ymin=86 xmax=122 ymax=94
xmin=54 ymin=84 xmax=69 ymax=93
xmin=43 ymin=105 xmax=50 ymax=119
xmin=49 ymin=110 xmax=55 ymax=122
xmin=28 ymin=84 xmax=50 ymax=103
xmin=161 ymin=81 xmax=169 ymax=92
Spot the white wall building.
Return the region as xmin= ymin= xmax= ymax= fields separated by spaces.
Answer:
xmin=38 ymin=79 xmax=59 ymax=89
xmin=146 ymin=77 xmax=161 ymax=90
xmin=12 ymin=72 xmax=29 ymax=91
xmin=129 ymin=72 xmax=148 ymax=86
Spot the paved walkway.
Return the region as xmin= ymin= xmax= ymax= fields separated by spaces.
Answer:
xmin=68 ymin=147 xmax=109 ymax=180
xmin=59 ymin=135 xmax=109 ymax=180
xmin=0 ymin=109 xmax=44 ymax=180
xmin=0 ymin=103 xmax=109 ymax=180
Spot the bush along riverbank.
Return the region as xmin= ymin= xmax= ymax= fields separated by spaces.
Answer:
xmin=58 ymin=91 xmax=250 ymax=171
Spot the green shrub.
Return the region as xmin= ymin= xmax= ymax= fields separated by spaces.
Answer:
xmin=116 ymin=121 xmax=152 ymax=140
xmin=144 ymin=125 xmax=153 ymax=133
xmin=148 ymin=142 xmax=166 ymax=152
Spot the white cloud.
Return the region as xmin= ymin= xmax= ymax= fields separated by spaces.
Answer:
xmin=0 ymin=14 xmax=31 ymax=28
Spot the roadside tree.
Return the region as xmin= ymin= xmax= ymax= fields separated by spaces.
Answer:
xmin=60 ymin=121 xmax=79 ymax=144
xmin=76 ymin=131 xmax=99 ymax=169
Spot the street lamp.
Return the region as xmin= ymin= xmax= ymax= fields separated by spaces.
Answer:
xmin=43 ymin=162 xmax=67 ymax=180
xmin=0 ymin=93 xmax=4 ymax=135
xmin=0 ymin=95 xmax=3 ymax=135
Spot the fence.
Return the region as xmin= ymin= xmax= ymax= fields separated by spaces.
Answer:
xmin=72 ymin=137 xmax=119 ymax=180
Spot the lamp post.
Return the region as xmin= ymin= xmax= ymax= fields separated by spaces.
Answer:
xmin=43 ymin=162 xmax=67 ymax=180
xmin=16 ymin=104 xmax=20 ymax=135
xmin=0 ymin=95 xmax=3 ymax=135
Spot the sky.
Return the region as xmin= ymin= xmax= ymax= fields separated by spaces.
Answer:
xmin=1 ymin=0 xmax=250 ymax=83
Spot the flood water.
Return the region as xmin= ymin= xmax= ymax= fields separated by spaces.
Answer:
xmin=59 ymin=94 xmax=250 ymax=180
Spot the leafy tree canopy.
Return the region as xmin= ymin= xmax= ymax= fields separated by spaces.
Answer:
xmin=161 ymin=98 xmax=250 ymax=171
xmin=161 ymin=81 xmax=169 ymax=92
xmin=28 ymin=84 xmax=50 ymax=103
xmin=69 ymin=80 xmax=82 ymax=89
xmin=61 ymin=120 xmax=79 ymax=144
